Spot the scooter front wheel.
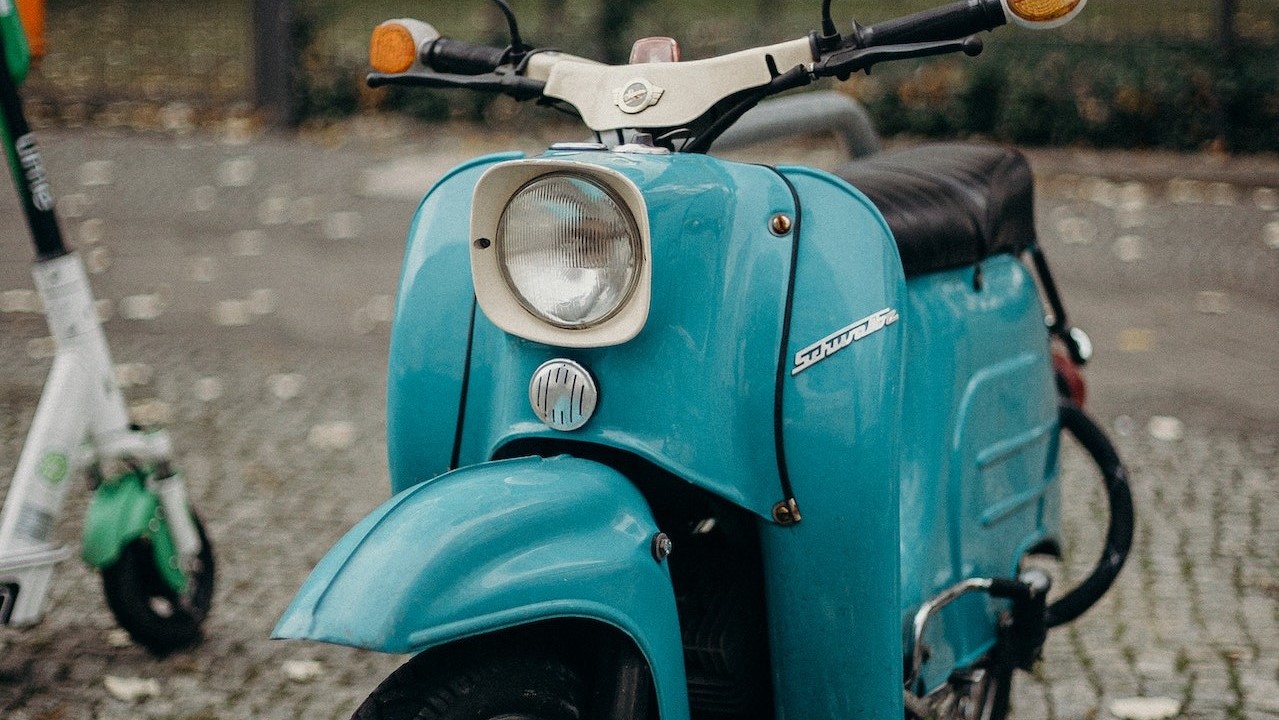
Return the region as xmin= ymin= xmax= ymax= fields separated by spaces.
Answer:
xmin=352 ymin=650 xmax=584 ymax=720
xmin=101 ymin=513 xmax=215 ymax=656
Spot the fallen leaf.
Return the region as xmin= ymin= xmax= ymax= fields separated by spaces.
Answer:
xmin=1109 ymin=696 xmax=1180 ymax=720
xmin=103 ymin=676 xmax=161 ymax=702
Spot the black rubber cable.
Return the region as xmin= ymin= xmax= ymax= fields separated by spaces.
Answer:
xmin=1044 ymin=403 xmax=1135 ymax=628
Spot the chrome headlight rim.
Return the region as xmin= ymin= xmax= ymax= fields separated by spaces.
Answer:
xmin=495 ymin=171 xmax=644 ymax=330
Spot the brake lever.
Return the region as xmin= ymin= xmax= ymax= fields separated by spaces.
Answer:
xmin=367 ymin=69 xmax=546 ymax=102
xmin=812 ymin=35 xmax=983 ymax=80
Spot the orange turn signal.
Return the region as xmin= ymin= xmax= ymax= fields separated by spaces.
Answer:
xmin=370 ymin=22 xmax=417 ymax=74
xmin=17 ymin=0 xmax=46 ymax=59
xmin=1004 ymin=0 xmax=1085 ymax=23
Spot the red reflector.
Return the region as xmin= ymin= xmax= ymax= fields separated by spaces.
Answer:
xmin=1052 ymin=347 xmax=1087 ymax=408
xmin=629 ymin=37 xmax=680 ymax=64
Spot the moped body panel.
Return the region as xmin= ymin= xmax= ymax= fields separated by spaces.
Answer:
xmin=764 ymin=166 xmax=907 ymax=719
xmin=392 ymin=150 xmax=798 ymax=518
xmin=273 ymin=455 xmax=690 ymax=720
xmin=754 ymin=167 xmax=1060 ymax=708
xmin=897 ymin=255 xmax=1061 ymax=691
xmin=387 ymin=151 xmax=524 ymax=486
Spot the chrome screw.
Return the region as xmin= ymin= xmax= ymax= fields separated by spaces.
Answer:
xmin=651 ymin=532 xmax=673 ymax=562
xmin=770 ymin=213 xmax=793 ymax=236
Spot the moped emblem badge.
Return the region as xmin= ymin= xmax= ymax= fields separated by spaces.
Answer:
xmin=792 ymin=307 xmax=900 ymax=376
xmin=529 ymin=359 xmax=599 ymax=432
xmin=614 ymin=78 xmax=665 ymax=114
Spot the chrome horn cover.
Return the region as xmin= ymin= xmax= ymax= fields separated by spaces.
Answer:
xmin=529 ymin=359 xmax=599 ymax=432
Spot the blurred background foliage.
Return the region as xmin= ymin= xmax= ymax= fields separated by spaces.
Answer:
xmin=16 ymin=0 xmax=1279 ymax=151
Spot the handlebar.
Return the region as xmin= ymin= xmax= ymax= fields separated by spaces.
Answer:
xmin=857 ymin=0 xmax=1007 ymax=47
xmin=416 ymin=1 xmax=1007 ymax=78
xmin=423 ymin=37 xmax=508 ymax=76
xmin=367 ymin=0 xmax=1048 ymax=148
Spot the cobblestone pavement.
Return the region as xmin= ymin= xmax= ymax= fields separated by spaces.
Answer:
xmin=1 ymin=121 xmax=1276 ymax=719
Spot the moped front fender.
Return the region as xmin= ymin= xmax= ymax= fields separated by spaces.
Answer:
xmin=273 ymin=455 xmax=689 ymax=720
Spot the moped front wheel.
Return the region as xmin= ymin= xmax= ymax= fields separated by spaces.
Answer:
xmin=101 ymin=513 xmax=215 ymax=656
xmin=352 ymin=651 xmax=584 ymax=720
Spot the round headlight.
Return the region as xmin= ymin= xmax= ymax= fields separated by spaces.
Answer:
xmin=496 ymin=173 xmax=642 ymax=328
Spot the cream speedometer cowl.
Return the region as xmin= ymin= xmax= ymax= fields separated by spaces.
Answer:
xmin=537 ymin=38 xmax=815 ymax=132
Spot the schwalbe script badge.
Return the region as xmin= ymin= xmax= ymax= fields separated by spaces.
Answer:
xmin=791 ymin=308 xmax=899 ymax=376
xmin=614 ymin=78 xmax=665 ymax=114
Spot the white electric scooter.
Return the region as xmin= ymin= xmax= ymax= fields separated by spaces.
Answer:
xmin=1 ymin=7 xmax=214 ymax=655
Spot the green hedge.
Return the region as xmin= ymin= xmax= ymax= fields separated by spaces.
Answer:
xmin=851 ymin=40 xmax=1278 ymax=152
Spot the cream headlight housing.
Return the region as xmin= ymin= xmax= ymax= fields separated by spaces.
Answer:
xmin=471 ymin=160 xmax=652 ymax=347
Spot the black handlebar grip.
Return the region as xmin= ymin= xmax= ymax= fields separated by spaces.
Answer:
xmin=423 ymin=38 xmax=508 ymax=75
xmin=860 ymin=0 xmax=1007 ymax=47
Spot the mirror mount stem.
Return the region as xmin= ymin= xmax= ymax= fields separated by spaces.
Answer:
xmin=488 ymin=0 xmax=530 ymax=64
xmin=817 ymin=0 xmax=842 ymax=51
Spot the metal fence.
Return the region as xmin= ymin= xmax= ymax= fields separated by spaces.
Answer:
xmin=21 ymin=0 xmax=249 ymax=128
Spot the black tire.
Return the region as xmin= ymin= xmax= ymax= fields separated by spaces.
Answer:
xmin=352 ymin=650 xmax=584 ymax=720
xmin=101 ymin=513 xmax=215 ymax=656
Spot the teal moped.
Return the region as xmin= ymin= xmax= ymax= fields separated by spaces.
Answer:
xmin=276 ymin=1 xmax=1133 ymax=717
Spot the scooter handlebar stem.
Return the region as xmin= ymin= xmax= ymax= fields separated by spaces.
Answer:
xmin=0 ymin=29 xmax=68 ymax=259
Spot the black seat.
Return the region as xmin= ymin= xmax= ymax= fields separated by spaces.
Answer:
xmin=833 ymin=144 xmax=1037 ymax=277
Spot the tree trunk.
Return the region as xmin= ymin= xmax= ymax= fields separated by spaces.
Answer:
xmin=253 ymin=0 xmax=296 ymax=128
xmin=1212 ymin=0 xmax=1237 ymax=150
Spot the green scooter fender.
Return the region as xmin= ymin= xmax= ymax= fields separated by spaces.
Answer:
xmin=82 ymin=471 xmax=186 ymax=593
xmin=274 ymin=455 xmax=689 ymax=720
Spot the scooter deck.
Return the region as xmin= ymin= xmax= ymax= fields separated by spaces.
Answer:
xmin=0 ymin=544 xmax=73 ymax=626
